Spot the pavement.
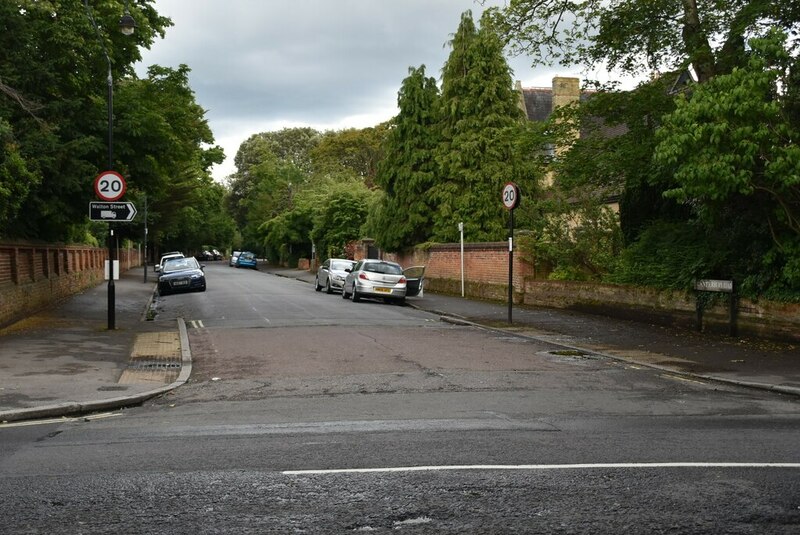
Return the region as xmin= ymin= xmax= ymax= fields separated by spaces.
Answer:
xmin=1 ymin=264 xmax=797 ymax=423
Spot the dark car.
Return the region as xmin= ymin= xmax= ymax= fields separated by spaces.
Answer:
xmin=158 ymin=256 xmax=206 ymax=295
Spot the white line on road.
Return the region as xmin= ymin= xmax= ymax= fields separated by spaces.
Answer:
xmin=283 ymin=462 xmax=800 ymax=475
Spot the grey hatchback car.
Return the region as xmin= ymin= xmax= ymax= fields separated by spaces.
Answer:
xmin=342 ymin=259 xmax=407 ymax=305
xmin=315 ymin=258 xmax=355 ymax=294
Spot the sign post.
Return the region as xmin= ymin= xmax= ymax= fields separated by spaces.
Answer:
xmin=94 ymin=171 xmax=128 ymax=330
xmin=502 ymin=182 xmax=521 ymax=324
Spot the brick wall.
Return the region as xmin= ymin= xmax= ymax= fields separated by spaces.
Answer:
xmin=0 ymin=242 xmax=141 ymax=328
xmin=321 ymin=240 xmax=799 ymax=342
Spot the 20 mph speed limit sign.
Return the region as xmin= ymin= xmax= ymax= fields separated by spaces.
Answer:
xmin=94 ymin=171 xmax=127 ymax=202
xmin=502 ymin=182 xmax=520 ymax=210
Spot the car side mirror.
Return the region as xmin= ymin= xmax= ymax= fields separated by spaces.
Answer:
xmin=154 ymin=265 xmax=160 ymax=272
xmin=200 ymin=265 xmax=206 ymax=270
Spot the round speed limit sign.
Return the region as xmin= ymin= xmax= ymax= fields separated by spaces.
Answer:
xmin=502 ymin=182 xmax=520 ymax=210
xmin=94 ymin=171 xmax=127 ymax=202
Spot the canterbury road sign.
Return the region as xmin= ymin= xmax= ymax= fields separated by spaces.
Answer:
xmin=89 ymin=202 xmax=137 ymax=222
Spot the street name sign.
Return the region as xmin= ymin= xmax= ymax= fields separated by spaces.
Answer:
xmin=89 ymin=202 xmax=137 ymax=222
xmin=694 ymin=279 xmax=734 ymax=293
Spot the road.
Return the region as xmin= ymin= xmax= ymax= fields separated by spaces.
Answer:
xmin=1 ymin=263 xmax=798 ymax=533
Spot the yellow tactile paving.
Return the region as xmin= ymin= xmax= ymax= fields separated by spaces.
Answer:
xmin=118 ymin=331 xmax=182 ymax=385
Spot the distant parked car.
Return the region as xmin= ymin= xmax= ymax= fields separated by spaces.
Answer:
xmin=154 ymin=251 xmax=184 ymax=273
xmin=342 ymin=259 xmax=407 ymax=305
xmin=229 ymin=251 xmax=241 ymax=266
xmin=158 ymin=256 xmax=206 ymax=295
xmin=315 ymin=258 xmax=355 ymax=294
xmin=236 ymin=251 xmax=257 ymax=269
xmin=196 ymin=250 xmax=214 ymax=261
xmin=212 ymin=249 xmax=222 ymax=260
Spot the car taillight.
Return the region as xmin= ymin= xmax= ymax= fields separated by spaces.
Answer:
xmin=398 ymin=277 xmax=407 ymax=284
xmin=359 ymin=273 xmax=370 ymax=280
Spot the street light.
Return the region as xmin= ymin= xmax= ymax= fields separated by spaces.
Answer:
xmin=83 ymin=0 xmax=135 ymax=330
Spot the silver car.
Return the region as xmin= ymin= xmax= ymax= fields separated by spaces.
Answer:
xmin=342 ymin=259 xmax=407 ymax=305
xmin=315 ymin=258 xmax=355 ymax=294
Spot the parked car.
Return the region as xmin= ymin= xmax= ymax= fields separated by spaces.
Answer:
xmin=235 ymin=251 xmax=258 ymax=269
xmin=229 ymin=251 xmax=241 ymax=267
xmin=212 ymin=249 xmax=222 ymax=260
xmin=154 ymin=251 xmax=184 ymax=273
xmin=158 ymin=256 xmax=206 ymax=295
xmin=315 ymin=258 xmax=355 ymax=294
xmin=196 ymin=250 xmax=214 ymax=261
xmin=342 ymin=259 xmax=407 ymax=305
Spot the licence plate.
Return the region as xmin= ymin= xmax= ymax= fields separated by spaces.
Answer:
xmin=173 ymin=280 xmax=189 ymax=287
xmin=374 ymin=287 xmax=391 ymax=293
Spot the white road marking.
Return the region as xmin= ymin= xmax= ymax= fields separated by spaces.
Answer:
xmin=283 ymin=462 xmax=800 ymax=475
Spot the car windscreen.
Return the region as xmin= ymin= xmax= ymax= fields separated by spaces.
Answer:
xmin=332 ymin=261 xmax=354 ymax=271
xmin=162 ymin=258 xmax=198 ymax=273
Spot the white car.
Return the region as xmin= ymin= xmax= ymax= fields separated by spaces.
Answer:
xmin=154 ymin=251 xmax=184 ymax=272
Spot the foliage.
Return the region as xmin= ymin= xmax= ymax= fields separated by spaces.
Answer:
xmin=652 ymin=29 xmax=800 ymax=297
xmin=432 ymin=10 xmax=527 ymax=243
xmin=368 ymin=65 xmax=440 ymax=252
xmin=0 ymin=0 xmax=172 ymax=242
xmin=309 ymin=183 xmax=376 ymax=261
xmin=310 ymin=126 xmax=388 ymax=188
xmin=490 ymin=0 xmax=799 ymax=81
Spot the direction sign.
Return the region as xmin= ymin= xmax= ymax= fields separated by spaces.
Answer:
xmin=89 ymin=202 xmax=137 ymax=222
xmin=94 ymin=171 xmax=127 ymax=201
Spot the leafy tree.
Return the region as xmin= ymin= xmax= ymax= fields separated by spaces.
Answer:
xmin=114 ymin=64 xmax=224 ymax=250
xmin=369 ymin=65 xmax=440 ymax=251
xmin=490 ymin=0 xmax=798 ymax=82
xmin=310 ymin=182 xmax=375 ymax=260
xmin=653 ymin=29 xmax=800 ymax=296
xmin=310 ymin=126 xmax=388 ymax=188
xmin=432 ymin=10 xmax=527 ymax=243
xmin=0 ymin=0 xmax=171 ymax=241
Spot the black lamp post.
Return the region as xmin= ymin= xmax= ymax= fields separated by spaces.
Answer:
xmin=83 ymin=0 xmax=135 ymax=330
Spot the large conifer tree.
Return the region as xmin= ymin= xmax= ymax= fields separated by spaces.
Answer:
xmin=371 ymin=65 xmax=440 ymax=251
xmin=432 ymin=10 xmax=525 ymax=242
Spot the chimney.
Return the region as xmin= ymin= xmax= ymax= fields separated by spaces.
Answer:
xmin=552 ymin=76 xmax=580 ymax=111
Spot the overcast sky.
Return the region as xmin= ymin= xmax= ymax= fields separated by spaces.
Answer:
xmin=135 ymin=0 xmax=591 ymax=181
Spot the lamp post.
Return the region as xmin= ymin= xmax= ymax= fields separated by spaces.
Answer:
xmin=83 ymin=0 xmax=136 ymax=330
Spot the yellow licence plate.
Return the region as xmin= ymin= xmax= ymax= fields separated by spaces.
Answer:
xmin=374 ymin=287 xmax=391 ymax=293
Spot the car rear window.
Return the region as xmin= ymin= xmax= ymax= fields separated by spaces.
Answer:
xmin=364 ymin=262 xmax=402 ymax=275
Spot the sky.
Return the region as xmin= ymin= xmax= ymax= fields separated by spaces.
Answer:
xmin=134 ymin=0 xmax=599 ymax=182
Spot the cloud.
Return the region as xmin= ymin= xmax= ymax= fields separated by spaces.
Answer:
xmin=136 ymin=0 xmax=587 ymax=180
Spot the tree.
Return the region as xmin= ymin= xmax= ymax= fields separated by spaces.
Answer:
xmin=0 ymin=0 xmax=171 ymax=241
xmin=432 ymin=10 xmax=527 ymax=243
xmin=369 ymin=66 xmax=440 ymax=251
xmin=653 ymin=29 xmax=800 ymax=296
xmin=310 ymin=183 xmax=375 ymax=261
xmin=310 ymin=126 xmax=388 ymax=188
xmin=490 ymin=0 xmax=799 ymax=82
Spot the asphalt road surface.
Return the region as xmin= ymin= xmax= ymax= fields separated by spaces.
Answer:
xmin=1 ymin=263 xmax=798 ymax=534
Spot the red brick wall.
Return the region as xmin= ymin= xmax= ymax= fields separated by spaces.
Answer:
xmin=0 ymin=243 xmax=141 ymax=328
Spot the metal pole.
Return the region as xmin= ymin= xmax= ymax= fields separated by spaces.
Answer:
xmin=459 ymin=222 xmax=465 ymax=298
xmin=143 ymin=195 xmax=148 ymax=282
xmin=106 ymin=61 xmax=115 ymax=330
xmin=508 ymin=209 xmax=514 ymax=324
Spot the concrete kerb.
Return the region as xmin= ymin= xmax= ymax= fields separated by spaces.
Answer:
xmin=0 ymin=318 xmax=193 ymax=424
xmin=432 ymin=313 xmax=800 ymax=399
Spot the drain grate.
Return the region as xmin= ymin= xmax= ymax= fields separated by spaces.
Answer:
xmin=127 ymin=360 xmax=181 ymax=370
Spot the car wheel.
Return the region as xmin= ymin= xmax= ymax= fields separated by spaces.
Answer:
xmin=314 ymin=276 xmax=322 ymax=291
xmin=325 ymin=279 xmax=333 ymax=294
xmin=352 ymin=286 xmax=361 ymax=302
